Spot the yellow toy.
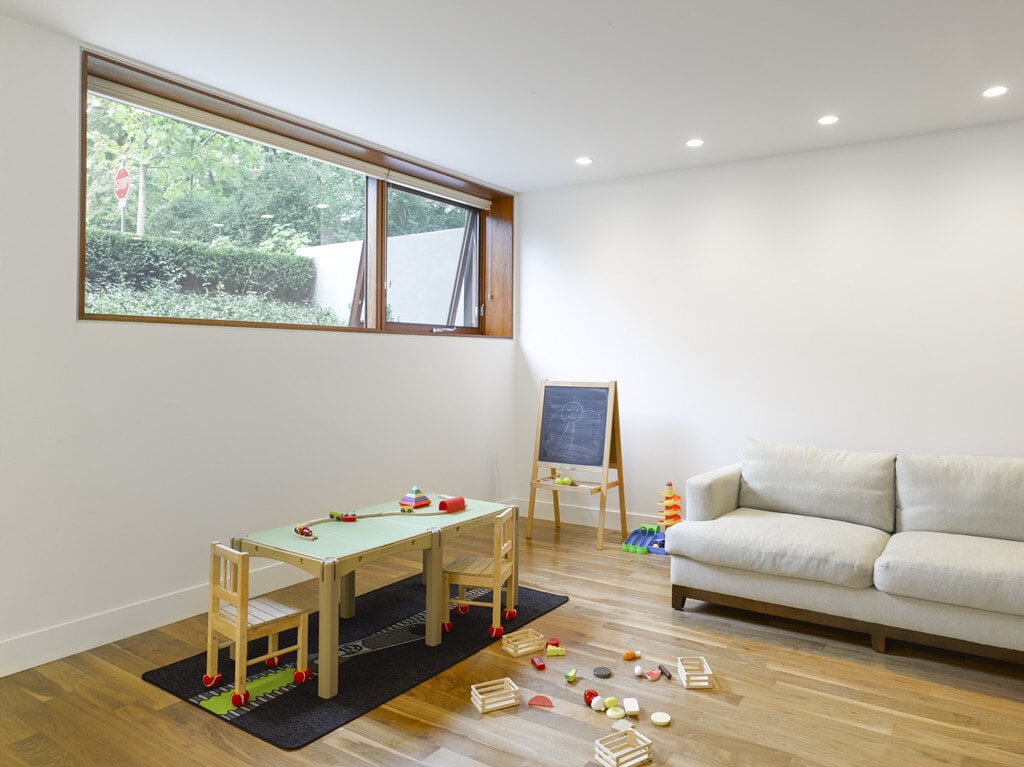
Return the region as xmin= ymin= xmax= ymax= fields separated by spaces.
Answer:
xmin=658 ymin=481 xmax=682 ymax=527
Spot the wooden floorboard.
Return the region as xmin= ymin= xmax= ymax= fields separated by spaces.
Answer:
xmin=4 ymin=519 xmax=1024 ymax=766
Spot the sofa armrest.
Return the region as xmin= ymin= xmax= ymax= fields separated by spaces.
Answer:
xmin=685 ymin=463 xmax=742 ymax=521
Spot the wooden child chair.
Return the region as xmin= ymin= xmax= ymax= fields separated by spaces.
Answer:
xmin=442 ymin=508 xmax=518 ymax=638
xmin=203 ymin=542 xmax=310 ymax=707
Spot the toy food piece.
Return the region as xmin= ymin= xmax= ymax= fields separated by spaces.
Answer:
xmin=644 ymin=669 xmax=662 ymax=682
xmin=531 ymin=656 xmax=546 ymax=670
xmin=651 ymin=712 xmax=672 ymax=726
xmin=657 ymin=663 xmax=673 ymax=680
xmin=603 ymin=697 xmax=618 ymax=708
xmin=546 ymin=645 xmax=565 ymax=656
xmin=545 ymin=637 xmax=560 ymax=647
xmin=528 ymin=695 xmax=553 ymax=708
xmin=605 ymin=706 xmax=626 ymax=720
xmin=622 ymin=650 xmax=641 ymax=660
xmin=593 ymin=666 xmax=612 ymax=678
xmin=583 ymin=689 xmax=600 ymax=705
xmin=623 ymin=697 xmax=639 ymax=716
xmin=634 ymin=664 xmax=644 ymax=677
xmin=564 ymin=667 xmax=578 ymax=683
xmin=590 ymin=697 xmax=606 ymax=712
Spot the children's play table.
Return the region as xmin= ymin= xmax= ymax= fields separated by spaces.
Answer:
xmin=233 ymin=495 xmax=517 ymax=699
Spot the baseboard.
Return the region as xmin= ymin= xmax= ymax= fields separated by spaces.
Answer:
xmin=0 ymin=560 xmax=307 ymax=679
xmin=508 ymin=495 xmax=651 ymax=532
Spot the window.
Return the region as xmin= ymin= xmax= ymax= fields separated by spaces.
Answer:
xmin=79 ymin=52 xmax=514 ymax=337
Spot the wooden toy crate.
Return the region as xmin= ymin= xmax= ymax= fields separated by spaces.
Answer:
xmin=594 ymin=728 xmax=653 ymax=767
xmin=677 ymin=656 xmax=714 ymax=689
xmin=471 ymin=677 xmax=520 ymax=713
xmin=501 ymin=627 xmax=545 ymax=657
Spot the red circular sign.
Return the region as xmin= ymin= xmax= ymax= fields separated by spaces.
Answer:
xmin=114 ymin=167 xmax=131 ymax=200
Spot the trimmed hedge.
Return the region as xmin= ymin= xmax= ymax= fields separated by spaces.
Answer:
xmin=85 ymin=283 xmax=341 ymax=325
xmin=85 ymin=228 xmax=316 ymax=304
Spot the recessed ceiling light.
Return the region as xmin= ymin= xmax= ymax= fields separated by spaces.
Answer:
xmin=685 ymin=138 xmax=704 ymax=148
xmin=817 ymin=114 xmax=839 ymax=126
xmin=982 ymin=85 xmax=1009 ymax=98
xmin=314 ymin=203 xmax=330 ymax=209
xmin=260 ymin=213 xmax=274 ymax=219
xmin=211 ymin=223 xmax=224 ymax=227
xmin=575 ymin=156 xmax=593 ymax=166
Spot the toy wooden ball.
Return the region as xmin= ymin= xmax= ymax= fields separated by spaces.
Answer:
xmin=583 ymin=689 xmax=600 ymax=706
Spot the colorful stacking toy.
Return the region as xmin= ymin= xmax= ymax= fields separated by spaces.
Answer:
xmin=400 ymin=486 xmax=431 ymax=509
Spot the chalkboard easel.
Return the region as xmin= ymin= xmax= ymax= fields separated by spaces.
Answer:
xmin=526 ymin=380 xmax=627 ymax=550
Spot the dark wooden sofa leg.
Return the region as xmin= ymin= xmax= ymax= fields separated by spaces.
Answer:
xmin=871 ymin=632 xmax=888 ymax=653
xmin=672 ymin=585 xmax=686 ymax=611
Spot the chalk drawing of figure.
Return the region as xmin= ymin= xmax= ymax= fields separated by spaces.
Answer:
xmin=551 ymin=400 xmax=584 ymax=457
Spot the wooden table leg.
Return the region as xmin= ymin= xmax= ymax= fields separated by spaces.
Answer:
xmin=317 ymin=559 xmax=340 ymax=699
xmin=424 ymin=530 xmax=443 ymax=646
xmin=339 ymin=570 xmax=355 ymax=619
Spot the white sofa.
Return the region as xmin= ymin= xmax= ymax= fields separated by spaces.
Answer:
xmin=666 ymin=438 xmax=1024 ymax=662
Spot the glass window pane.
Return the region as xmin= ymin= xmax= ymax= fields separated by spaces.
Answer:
xmin=385 ymin=185 xmax=479 ymax=328
xmin=84 ymin=93 xmax=366 ymax=327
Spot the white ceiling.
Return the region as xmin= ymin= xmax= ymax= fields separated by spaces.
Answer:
xmin=3 ymin=0 xmax=1023 ymax=193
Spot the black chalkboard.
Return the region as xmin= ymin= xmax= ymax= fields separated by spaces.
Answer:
xmin=537 ymin=383 xmax=612 ymax=467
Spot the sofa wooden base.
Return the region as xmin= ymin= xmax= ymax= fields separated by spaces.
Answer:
xmin=673 ymin=585 xmax=1024 ymax=666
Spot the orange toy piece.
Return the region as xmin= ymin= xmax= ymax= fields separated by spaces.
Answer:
xmin=658 ymin=481 xmax=682 ymax=527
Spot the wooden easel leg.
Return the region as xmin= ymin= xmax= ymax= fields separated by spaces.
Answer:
xmin=552 ymin=489 xmax=561 ymax=530
xmin=596 ymin=491 xmax=607 ymax=550
xmin=618 ymin=481 xmax=628 ymax=539
xmin=527 ymin=484 xmax=537 ymax=539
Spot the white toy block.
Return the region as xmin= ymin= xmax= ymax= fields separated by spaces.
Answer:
xmin=677 ymin=656 xmax=715 ymax=689
xmin=594 ymin=728 xmax=653 ymax=767
xmin=471 ymin=678 xmax=520 ymax=713
xmin=623 ymin=697 xmax=639 ymax=716
xmin=501 ymin=628 xmax=545 ymax=657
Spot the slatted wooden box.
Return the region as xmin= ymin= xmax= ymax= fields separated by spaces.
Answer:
xmin=677 ymin=656 xmax=714 ymax=689
xmin=501 ymin=627 xmax=545 ymax=657
xmin=471 ymin=677 xmax=520 ymax=713
xmin=594 ymin=728 xmax=653 ymax=767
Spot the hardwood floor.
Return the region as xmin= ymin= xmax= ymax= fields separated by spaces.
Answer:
xmin=4 ymin=519 xmax=1024 ymax=766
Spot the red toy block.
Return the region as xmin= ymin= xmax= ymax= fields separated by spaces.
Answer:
xmin=439 ymin=496 xmax=466 ymax=512
xmin=532 ymin=656 xmax=546 ymax=670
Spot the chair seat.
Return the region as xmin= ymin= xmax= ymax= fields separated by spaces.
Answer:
xmin=444 ymin=555 xmax=496 ymax=578
xmin=217 ymin=597 xmax=303 ymax=630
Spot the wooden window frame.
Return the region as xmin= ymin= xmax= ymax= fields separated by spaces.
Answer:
xmin=79 ymin=50 xmax=513 ymax=338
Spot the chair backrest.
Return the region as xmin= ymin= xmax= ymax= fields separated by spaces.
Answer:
xmin=492 ymin=509 xmax=515 ymax=573
xmin=209 ymin=542 xmax=250 ymax=618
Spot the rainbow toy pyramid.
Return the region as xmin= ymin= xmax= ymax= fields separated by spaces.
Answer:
xmin=400 ymin=486 xmax=431 ymax=508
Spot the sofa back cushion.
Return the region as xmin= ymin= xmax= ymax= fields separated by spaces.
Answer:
xmin=739 ymin=438 xmax=896 ymax=531
xmin=896 ymin=453 xmax=1024 ymax=541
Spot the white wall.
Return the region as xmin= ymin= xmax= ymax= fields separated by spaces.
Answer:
xmin=515 ymin=119 xmax=1024 ymax=528
xmin=0 ymin=17 xmax=515 ymax=677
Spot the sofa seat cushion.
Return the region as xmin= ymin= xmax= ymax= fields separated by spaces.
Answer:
xmin=665 ymin=508 xmax=890 ymax=588
xmin=874 ymin=531 xmax=1024 ymax=616
xmin=739 ymin=438 xmax=896 ymax=531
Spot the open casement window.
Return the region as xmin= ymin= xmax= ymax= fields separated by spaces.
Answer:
xmin=383 ymin=185 xmax=481 ymax=331
xmin=79 ymin=51 xmax=514 ymax=338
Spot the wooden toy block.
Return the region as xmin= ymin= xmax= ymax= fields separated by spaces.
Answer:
xmin=471 ymin=678 xmax=520 ymax=713
xmin=594 ymin=728 xmax=653 ymax=767
xmin=677 ymin=656 xmax=715 ymax=689
xmin=501 ymin=627 xmax=545 ymax=657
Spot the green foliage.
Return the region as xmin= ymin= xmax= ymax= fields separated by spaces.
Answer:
xmin=85 ymin=283 xmax=342 ymax=326
xmin=85 ymin=92 xmax=468 ymax=250
xmin=85 ymin=228 xmax=317 ymax=304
